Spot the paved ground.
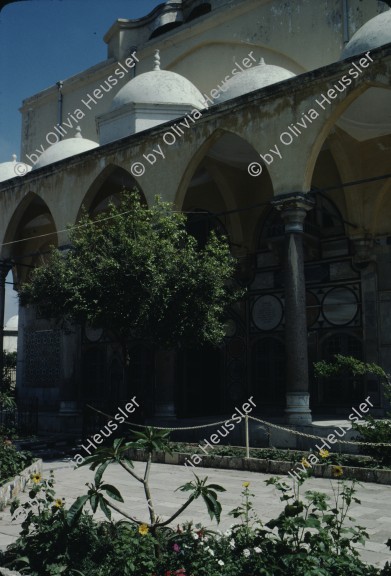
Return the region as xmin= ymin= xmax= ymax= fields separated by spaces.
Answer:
xmin=0 ymin=459 xmax=390 ymax=569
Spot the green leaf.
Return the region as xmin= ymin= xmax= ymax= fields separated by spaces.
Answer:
xmin=67 ymin=495 xmax=89 ymax=526
xmin=177 ymin=481 xmax=195 ymax=492
xmin=113 ymin=437 xmax=123 ymax=451
xmin=99 ymin=497 xmax=112 ymax=520
xmin=90 ymin=493 xmax=98 ymax=513
xmin=205 ymin=483 xmax=226 ymax=492
xmin=100 ymin=484 xmax=124 ymax=502
xmin=94 ymin=461 xmax=110 ymax=485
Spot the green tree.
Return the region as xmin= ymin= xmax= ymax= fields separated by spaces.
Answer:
xmin=19 ymin=191 xmax=241 ymax=365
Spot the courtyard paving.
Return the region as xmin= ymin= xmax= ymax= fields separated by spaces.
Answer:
xmin=0 ymin=458 xmax=390 ymax=569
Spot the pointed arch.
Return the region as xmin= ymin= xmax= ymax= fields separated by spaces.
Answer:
xmin=2 ymin=192 xmax=58 ymax=286
xmin=305 ymin=81 xmax=391 ymax=191
xmin=176 ymin=129 xmax=274 ymax=256
xmin=77 ymin=164 xmax=147 ymax=221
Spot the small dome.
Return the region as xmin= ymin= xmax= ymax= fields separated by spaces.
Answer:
xmin=218 ymin=59 xmax=295 ymax=103
xmin=0 ymin=154 xmax=31 ymax=183
xmin=33 ymin=128 xmax=99 ymax=170
xmin=5 ymin=315 xmax=18 ymax=330
xmin=111 ymin=51 xmax=205 ymax=111
xmin=341 ymin=10 xmax=391 ymax=59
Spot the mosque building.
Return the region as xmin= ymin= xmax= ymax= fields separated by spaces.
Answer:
xmin=0 ymin=0 xmax=390 ymax=432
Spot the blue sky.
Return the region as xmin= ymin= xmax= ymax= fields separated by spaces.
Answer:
xmin=0 ymin=0 xmax=163 ymax=321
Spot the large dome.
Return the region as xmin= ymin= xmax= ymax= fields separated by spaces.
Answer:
xmin=0 ymin=155 xmax=31 ymax=183
xmin=218 ymin=59 xmax=295 ymax=103
xmin=33 ymin=128 xmax=99 ymax=170
xmin=111 ymin=68 xmax=205 ymax=111
xmin=341 ymin=10 xmax=391 ymax=59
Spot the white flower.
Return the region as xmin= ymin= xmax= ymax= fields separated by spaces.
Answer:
xmin=254 ymin=546 xmax=261 ymax=554
xmin=229 ymin=539 xmax=236 ymax=549
xmin=192 ymin=533 xmax=199 ymax=540
xmin=208 ymin=548 xmax=215 ymax=556
xmin=224 ymin=529 xmax=231 ymax=537
xmin=217 ymin=559 xmax=224 ymax=566
xmin=243 ymin=548 xmax=250 ymax=557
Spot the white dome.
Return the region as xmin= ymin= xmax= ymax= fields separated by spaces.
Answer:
xmin=338 ymin=10 xmax=391 ymax=141
xmin=219 ymin=59 xmax=295 ymax=103
xmin=111 ymin=70 xmax=206 ymax=111
xmin=341 ymin=10 xmax=391 ymax=59
xmin=5 ymin=315 xmax=18 ymax=330
xmin=33 ymin=128 xmax=99 ymax=170
xmin=0 ymin=155 xmax=31 ymax=183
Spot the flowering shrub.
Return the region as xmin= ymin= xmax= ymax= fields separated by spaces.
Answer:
xmin=0 ymin=458 xmax=389 ymax=574
xmin=0 ymin=439 xmax=34 ymax=484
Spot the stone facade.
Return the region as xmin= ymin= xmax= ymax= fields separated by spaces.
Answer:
xmin=0 ymin=0 xmax=390 ymax=431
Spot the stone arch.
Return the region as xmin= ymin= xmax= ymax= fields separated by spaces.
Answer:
xmin=176 ymin=129 xmax=273 ymax=255
xmin=168 ymin=40 xmax=305 ymax=78
xmin=2 ymin=192 xmax=58 ymax=286
xmin=304 ymin=80 xmax=391 ymax=191
xmin=77 ymin=164 xmax=147 ymax=220
xmin=175 ymin=129 xmax=231 ymax=210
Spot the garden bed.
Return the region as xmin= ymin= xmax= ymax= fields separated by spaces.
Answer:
xmin=0 ymin=459 xmax=43 ymax=510
xmin=125 ymin=445 xmax=391 ymax=485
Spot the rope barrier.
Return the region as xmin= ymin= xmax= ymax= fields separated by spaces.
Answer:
xmin=86 ymin=405 xmax=230 ymax=431
xmin=248 ymin=415 xmax=391 ymax=447
xmin=86 ymin=405 xmax=391 ymax=448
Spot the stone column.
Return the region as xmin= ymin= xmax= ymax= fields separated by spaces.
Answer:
xmin=272 ymin=193 xmax=315 ymax=425
xmin=0 ymin=262 xmax=11 ymax=385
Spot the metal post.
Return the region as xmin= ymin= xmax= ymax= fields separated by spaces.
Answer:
xmin=245 ymin=414 xmax=250 ymax=458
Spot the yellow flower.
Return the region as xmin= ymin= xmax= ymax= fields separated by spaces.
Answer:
xmin=242 ymin=481 xmax=250 ymax=488
xmin=31 ymin=473 xmax=42 ymax=484
xmin=332 ymin=465 xmax=343 ymax=478
xmin=138 ymin=523 xmax=149 ymax=535
xmin=54 ymin=499 xmax=64 ymax=509
xmin=301 ymin=458 xmax=311 ymax=469
xmin=319 ymin=449 xmax=330 ymax=459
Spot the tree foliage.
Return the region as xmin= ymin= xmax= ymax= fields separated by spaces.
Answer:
xmin=314 ymin=354 xmax=390 ymax=388
xmin=19 ymin=191 xmax=241 ymax=352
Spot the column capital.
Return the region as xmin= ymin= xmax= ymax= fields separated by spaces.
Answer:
xmin=271 ymin=192 xmax=315 ymax=233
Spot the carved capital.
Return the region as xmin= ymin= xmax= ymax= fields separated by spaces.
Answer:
xmin=271 ymin=192 xmax=315 ymax=233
